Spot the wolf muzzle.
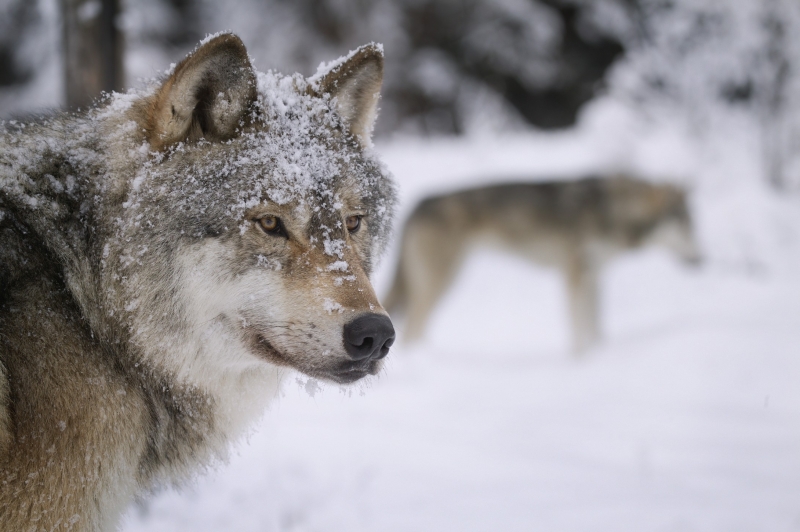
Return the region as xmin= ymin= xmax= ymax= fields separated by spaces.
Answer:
xmin=343 ymin=314 xmax=395 ymax=361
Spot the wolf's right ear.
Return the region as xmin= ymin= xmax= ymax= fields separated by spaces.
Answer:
xmin=312 ymin=44 xmax=384 ymax=148
xmin=144 ymin=33 xmax=257 ymax=151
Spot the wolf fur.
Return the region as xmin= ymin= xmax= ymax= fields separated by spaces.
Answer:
xmin=0 ymin=33 xmax=396 ymax=531
xmin=385 ymin=176 xmax=699 ymax=353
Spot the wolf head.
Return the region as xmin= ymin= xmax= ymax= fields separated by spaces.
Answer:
xmin=643 ymin=185 xmax=701 ymax=266
xmin=99 ymin=34 xmax=397 ymax=386
xmin=610 ymin=177 xmax=701 ymax=265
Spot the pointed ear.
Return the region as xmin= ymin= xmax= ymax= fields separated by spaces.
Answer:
xmin=145 ymin=33 xmax=257 ymax=151
xmin=313 ymin=44 xmax=384 ymax=147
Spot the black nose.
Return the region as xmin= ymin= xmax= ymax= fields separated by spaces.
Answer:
xmin=343 ymin=314 xmax=395 ymax=361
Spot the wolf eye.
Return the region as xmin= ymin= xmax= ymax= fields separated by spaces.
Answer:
xmin=258 ymin=215 xmax=285 ymax=237
xmin=345 ymin=215 xmax=362 ymax=233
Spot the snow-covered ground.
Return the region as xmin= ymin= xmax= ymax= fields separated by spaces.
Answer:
xmin=121 ymin=114 xmax=800 ymax=532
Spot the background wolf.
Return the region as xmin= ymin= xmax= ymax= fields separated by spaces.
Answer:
xmin=385 ymin=176 xmax=700 ymax=353
xmin=0 ymin=33 xmax=396 ymax=530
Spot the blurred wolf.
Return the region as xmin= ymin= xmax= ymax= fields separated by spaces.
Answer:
xmin=0 ymin=33 xmax=396 ymax=530
xmin=385 ymin=176 xmax=699 ymax=353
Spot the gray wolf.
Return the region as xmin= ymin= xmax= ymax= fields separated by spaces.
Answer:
xmin=0 ymin=33 xmax=396 ymax=530
xmin=384 ymin=176 xmax=699 ymax=353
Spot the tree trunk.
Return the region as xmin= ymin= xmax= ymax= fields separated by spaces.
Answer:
xmin=62 ymin=0 xmax=124 ymax=110
xmin=762 ymin=1 xmax=789 ymax=189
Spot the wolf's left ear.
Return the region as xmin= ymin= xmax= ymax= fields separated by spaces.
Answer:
xmin=312 ymin=44 xmax=384 ymax=148
xmin=145 ymin=33 xmax=257 ymax=151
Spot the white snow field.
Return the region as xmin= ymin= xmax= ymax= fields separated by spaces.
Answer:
xmin=122 ymin=113 xmax=800 ymax=532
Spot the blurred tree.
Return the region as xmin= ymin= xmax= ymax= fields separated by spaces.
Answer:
xmin=62 ymin=0 xmax=125 ymax=109
xmin=760 ymin=0 xmax=793 ymax=190
xmin=396 ymin=0 xmax=627 ymax=131
xmin=1 ymin=0 xmax=634 ymax=132
xmin=0 ymin=1 xmax=38 ymax=88
xmin=202 ymin=0 xmax=635 ymax=135
xmin=611 ymin=0 xmax=800 ymax=189
xmin=121 ymin=0 xmax=205 ymax=57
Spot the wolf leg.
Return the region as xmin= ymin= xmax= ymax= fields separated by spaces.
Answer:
xmin=401 ymin=223 xmax=466 ymax=343
xmin=566 ymin=252 xmax=601 ymax=355
xmin=383 ymin=257 xmax=406 ymax=316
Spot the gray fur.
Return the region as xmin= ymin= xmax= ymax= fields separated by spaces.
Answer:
xmin=0 ymin=33 xmax=396 ymax=530
xmin=385 ymin=176 xmax=700 ymax=354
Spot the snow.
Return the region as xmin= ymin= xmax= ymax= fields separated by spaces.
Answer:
xmin=326 ymin=261 xmax=349 ymax=272
xmin=198 ymin=31 xmax=235 ymax=47
xmin=322 ymin=298 xmax=344 ymax=314
xmin=308 ymin=42 xmax=384 ymax=86
xmin=120 ymin=258 xmax=800 ymax=531
xmin=120 ymin=103 xmax=800 ymax=531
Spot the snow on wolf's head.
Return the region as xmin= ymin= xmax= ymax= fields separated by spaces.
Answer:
xmin=104 ymin=33 xmax=397 ymax=386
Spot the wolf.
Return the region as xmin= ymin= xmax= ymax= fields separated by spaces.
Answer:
xmin=0 ymin=33 xmax=396 ymax=531
xmin=384 ymin=176 xmax=700 ymax=354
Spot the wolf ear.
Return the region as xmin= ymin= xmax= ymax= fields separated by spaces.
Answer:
xmin=313 ymin=44 xmax=384 ymax=147
xmin=145 ymin=33 xmax=257 ymax=151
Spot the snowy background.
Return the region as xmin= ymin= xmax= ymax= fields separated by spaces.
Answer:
xmin=116 ymin=123 xmax=800 ymax=531
xmin=2 ymin=0 xmax=800 ymax=530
